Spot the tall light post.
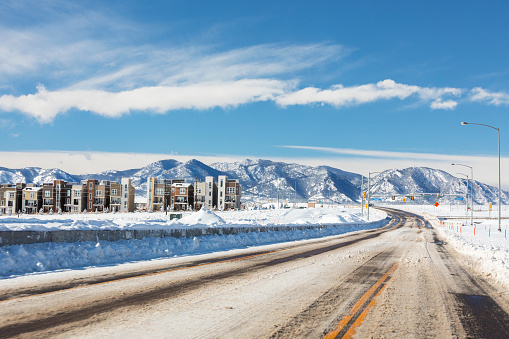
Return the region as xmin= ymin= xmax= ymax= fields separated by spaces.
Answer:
xmin=457 ymin=173 xmax=469 ymax=227
xmin=452 ymin=163 xmax=474 ymax=226
xmin=367 ymin=171 xmax=381 ymax=221
xmin=360 ymin=175 xmax=364 ymax=217
xmin=461 ymin=122 xmax=501 ymax=232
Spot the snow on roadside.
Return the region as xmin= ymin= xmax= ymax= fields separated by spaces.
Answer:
xmin=392 ymin=204 xmax=509 ymax=290
xmin=0 ymin=207 xmax=388 ymax=278
xmin=0 ymin=206 xmax=384 ymax=231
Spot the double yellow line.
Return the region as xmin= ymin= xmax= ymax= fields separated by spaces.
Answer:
xmin=323 ymin=262 xmax=399 ymax=339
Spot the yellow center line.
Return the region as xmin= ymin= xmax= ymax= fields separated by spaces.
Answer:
xmin=342 ymin=274 xmax=390 ymax=338
xmin=323 ymin=262 xmax=398 ymax=339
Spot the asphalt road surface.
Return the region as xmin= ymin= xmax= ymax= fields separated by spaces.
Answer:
xmin=1 ymin=208 xmax=508 ymax=338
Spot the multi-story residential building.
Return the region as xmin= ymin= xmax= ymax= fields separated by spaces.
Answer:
xmin=171 ymin=182 xmax=194 ymax=211
xmin=217 ymin=175 xmax=241 ymax=210
xmin=147 ymin=177 xmax=184 ymax=211
xmin=55 ymin=180 xmax=73 ymax=213
xmin=1 ymin=177 xmax=135 ymax=214
xmin=110 ymin=178 xmax=135 ymax=212
xmin=195 ymin=176 xmax=217 ymax=210
xmin=22 ymin=185 xmax=42 ymax=214
xmin=70 ymin=181 xmax=87 ymax=213
xmin=0 ymin=183 xmax=24 ymax=214
xmin=41 ymin=180 xmax=73 ymax=213
xmin=41 ymin=183 xmax=54 ymax=213
xmin=94 ymin=180 xmax=110 ymax=212
xmin=147 ymin=176 xmax=242 ymax=212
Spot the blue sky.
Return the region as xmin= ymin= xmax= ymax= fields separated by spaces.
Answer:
xmin=1 ymin=1 xmax=509 ymax=187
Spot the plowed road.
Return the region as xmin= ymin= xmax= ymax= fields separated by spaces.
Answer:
xmin=1 ymin=208 xmax=509 ymax=338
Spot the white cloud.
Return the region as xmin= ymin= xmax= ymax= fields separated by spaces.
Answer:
xmin=0 ymin=79 xmax=471 ymax=123
xmin=0 ymin=80 xmax=290 ymax=123
xmin=470 ymin=87 xmax=509 ymax=105
xmin=430 ymin=98 xmax=458 ymax=110
xmin=275 ymin=79 xmax=462 ymax=107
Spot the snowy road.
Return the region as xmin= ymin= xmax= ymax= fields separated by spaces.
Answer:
xmin=1 ymin=208 xmax=509 ymax=338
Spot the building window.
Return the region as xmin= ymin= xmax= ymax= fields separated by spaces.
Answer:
xmin=66 ymin=198 xmax=70 ymax=204
xmin=220 ymin=192 xmax=222 ymax=197
xmin=112 ymin=189 xmax=117 ymax=196
xmin=96 ymin=190 xmax=102 ymax=196
xmin=197 ymin=188 xmax=202 ymax=194
xmin=227 ymin=187 xmax=235 ymax=194
xmin=124 ymin=193 xmax=127 ymax=198
xmin=75 ymin=190 xmax=81 ymax=197
xmin=209 ymin=191 xmax=211 ymax=196
xmin=9 ymin=192 xmax=15 ymax=199
xmin=89 ymin=202 xmax=92 ymax=209
xmin=155 ymin=188 xmax=164 ymax=195
xmin=67 ymin=190 xmax=71 ymax=196
xmin=89 ymin=193 xmax=92 ymax=199
xmin=220 ymin=180 xmax=223 ymax=187
xmin=30 ymin=192 xmax=35 ymax=199
xmin=89 ymin=183 xmax=93 ymax=190
xmin=45 ymin=191 xmax=51 ymax=197
xmin=180 ymin=188 xmax=186 ymax=195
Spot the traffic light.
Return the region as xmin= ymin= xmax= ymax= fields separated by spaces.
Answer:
xmin=392 ymin=196 xmax=395 ymax=200
xmin=363 ymin=192 xmax=365 ymax=199
xmin=423 ymin=194 xmax=426 ymax=198
xmin=411 ymin=196 xmax=414 ymax=200
xmin=436 ymin=194 xmax=440 ymax=198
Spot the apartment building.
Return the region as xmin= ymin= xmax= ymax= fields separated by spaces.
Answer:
xmin=70 ymin=181 xmax=87 ymax=213
xmin=110 ymin=178 xmax=135 ymax=212
xmin=171 ymin=182 xmax=194 ymax=211
xmin=217 ymin=175 xmax=241 ymax=210
xmin=41 ymin=180 xmax=73 ymax=213
xmin=195 ymin=176 xmax=217 ymax=210
xmin=146 ymin=177 xmax=184 ymax=211
xmin=22 ymin=185 xmax=43 ymax=214
xmin=0 ymin=183 xmax=24 ymax=214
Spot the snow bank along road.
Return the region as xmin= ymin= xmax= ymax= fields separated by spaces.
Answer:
xmin=1 ymin=208 xmax=509 ymax=338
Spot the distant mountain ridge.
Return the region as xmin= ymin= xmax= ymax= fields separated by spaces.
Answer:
xmin=0 ymin=159 xmax=507 ymax=204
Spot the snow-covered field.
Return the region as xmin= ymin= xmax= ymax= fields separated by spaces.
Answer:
xmin=390 ymin=204 xmax=509 ymax=289
xmin=0 ymin=206 xmax=387 ymax=278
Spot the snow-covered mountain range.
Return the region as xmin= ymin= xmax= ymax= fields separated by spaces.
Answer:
xmin=0 ymin=159 xmax=507 ymax=205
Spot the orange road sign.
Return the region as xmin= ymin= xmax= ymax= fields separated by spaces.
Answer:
xmin=434 ymin=202 xmax=439 ymax=207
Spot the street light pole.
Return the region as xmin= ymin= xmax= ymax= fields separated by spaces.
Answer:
xmin=461 ymin=122 xmax=502 ymax=232
xmin=367 ymin=171 xmax=381 ymax=221
xmin=360 ymin=175 xmax=364 ymax=217
xmin=452 ymin=163 xmax=474 ymax=226
xmin=457 ymin=172 xmax=469 ymax=227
